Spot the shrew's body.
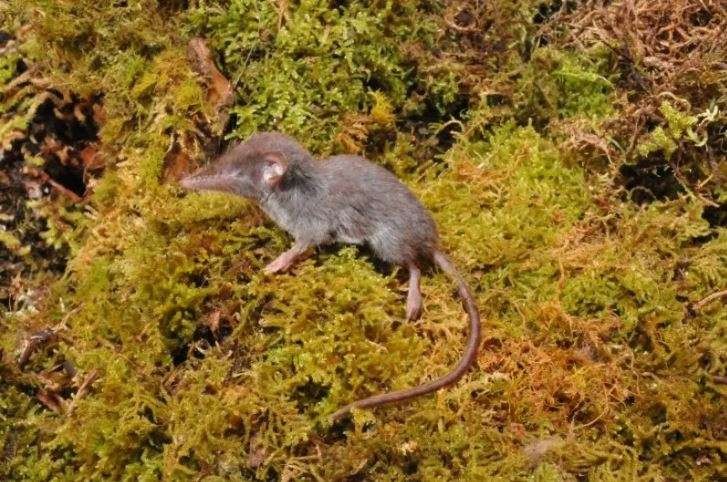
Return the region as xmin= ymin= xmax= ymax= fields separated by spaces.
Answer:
xmin=181 ymin=132 xmax=480 ymax=420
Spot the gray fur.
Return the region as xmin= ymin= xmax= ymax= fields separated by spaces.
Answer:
xmin=182 ymin=132 xmax=438 ymax=265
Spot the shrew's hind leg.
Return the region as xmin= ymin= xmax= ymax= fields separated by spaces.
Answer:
xmin=406 ymin=263 xmax=423 ymax=321
xmin=264 ymin=241 xmax=310 ymax=274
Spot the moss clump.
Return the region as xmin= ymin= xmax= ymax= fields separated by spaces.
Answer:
xmin=637 ymin=101 xmax=700 ymax=159
xmin=512 ymin=47 xmax=615 ymax=126
xmin=186 ymin=0 xmax=461 ymax=153
xmin=544 ymin=0 xmax=727 ymax=203
xmin=1 ymin=0 xmax=725 ymax=480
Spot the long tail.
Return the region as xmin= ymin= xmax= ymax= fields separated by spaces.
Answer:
xmin=330 ymin=250 xmax=480 ymax=421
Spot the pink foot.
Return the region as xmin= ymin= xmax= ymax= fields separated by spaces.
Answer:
xmin=264 ymin=253 xmax=294 ymax=274
xmin=406 ymin=292 xmax=423 ymax=321
xmin=263 ymin=243 xmax=310 ymax=274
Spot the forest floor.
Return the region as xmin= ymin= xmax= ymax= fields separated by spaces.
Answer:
xmin=1 ymin=1 xmax=725 ymax=480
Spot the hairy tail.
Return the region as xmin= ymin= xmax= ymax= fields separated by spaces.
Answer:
xmin=330 ymin=250 xmax=480 ymax=421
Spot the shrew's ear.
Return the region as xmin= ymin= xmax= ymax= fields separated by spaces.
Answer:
xmin=261 ymin=152 xmax=288 ymax=188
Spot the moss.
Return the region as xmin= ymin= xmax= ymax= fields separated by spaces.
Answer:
xmin=512 ymin=47 xmax=615 ymax=126
xmin=637 ymin=101 xmax=700 ymax=159
xmin=186 ymin=0 xmax=456 ymax=152
xmin=90 ymin=170 xmax=121 ymax=207
xmin=0 ymin=51 xmax=20 ymax=85
xmin=0 ymin=229 xmax=29 ymax=256
xmin=1 ymin=0 xmax=725 ymax=480
xmin=551 ymin=51 xmax=614 ymax=119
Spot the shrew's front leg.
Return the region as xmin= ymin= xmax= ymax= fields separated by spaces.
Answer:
xmin=264 ymin=241 xmax=311 ymax=274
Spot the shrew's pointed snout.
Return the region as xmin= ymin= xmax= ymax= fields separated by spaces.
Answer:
xmin=180 ymin=171 xmax=211 ymax=191
xmin=179 ymin=173 xmax=199 ymax=190
xmin=179 ymin=162 xmax=238 ymax=193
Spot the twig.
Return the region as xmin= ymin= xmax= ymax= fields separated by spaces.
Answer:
xmin=692 ymin=290 xmax=727 ymax=312
xmin=270 ymin=0 xmax=290 ymax=30
xmin=66 ymin=369 xmax=100 ymax=415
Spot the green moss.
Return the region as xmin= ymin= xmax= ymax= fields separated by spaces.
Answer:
xmin=187 ymin=0 xmax=455 ymax=151
xmin=0 ymin=108 xmax=30 ymax=140
xmin=0 ymin=229 xmax=30 ymax=256
xmin=0 ymin=51 xmax=20 ymax=85
xmin=91 ymin=170 xmax=121 ymax=207
xmin=552 ymin=52 xmax=613 ymax=119
xmin=530 ymin=463 xmax=565 ymax=482
xmin=514 ymin=47 xmax=614 ymax=124
xmin=637 ymin=101 xmax=699 ymax=159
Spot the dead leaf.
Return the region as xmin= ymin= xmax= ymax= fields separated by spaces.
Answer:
xmin=79 ymin=144 xmax=104 ymax=171
xmin=36 ymin=389 xmax=64 ymax=413
xmin=162 ymin=139 xmax=195 ymax=183
xmin=187 ymin=37 xmax=234 ymax=132
xmin=206 ymin=309 xmax=221 ymax=335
